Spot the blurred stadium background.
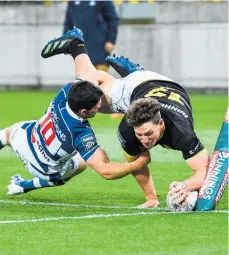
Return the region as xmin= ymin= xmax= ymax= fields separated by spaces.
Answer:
xmin=0 ymin=0 xmax=227 ymax=91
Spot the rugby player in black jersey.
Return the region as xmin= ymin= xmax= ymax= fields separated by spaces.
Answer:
xmin=41 ymin=28 xmax=210 ymax=209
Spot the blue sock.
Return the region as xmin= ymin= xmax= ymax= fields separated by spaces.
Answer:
xmin=19 ymin=178 xmax=55 ymax=192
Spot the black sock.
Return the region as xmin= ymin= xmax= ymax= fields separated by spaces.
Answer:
xmin=69 ymin=39 xmax=88 ymax=60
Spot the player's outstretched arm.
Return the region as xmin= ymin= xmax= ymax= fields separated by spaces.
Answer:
xmin=132 ymin=165 xmax=160 ymax=208
xmin=86 ymin=148 xmax=151 ymax=180
xmin=184 ymin=148 xmax=210 ymax=191
xmin=168 ymin=145 xmax=210 ymax=205
xmin=123 ymin=153 xmax=159 ymax=208
xmin=169 ymin=148 xmax=210 ymax=196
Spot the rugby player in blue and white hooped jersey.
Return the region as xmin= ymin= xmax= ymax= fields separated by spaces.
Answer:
xmin=0 ymin=30 xmax=150 ymax=196
xmin=41 ymin=28 xmax=210 ymax=209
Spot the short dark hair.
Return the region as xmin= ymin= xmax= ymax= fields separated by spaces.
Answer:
xmin=126 ymin=98 xmax=161 ymax=127
xmin=67 ymin=80 xmax=104 ymax=113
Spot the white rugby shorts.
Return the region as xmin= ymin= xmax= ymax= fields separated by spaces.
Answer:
xmin=9 ymin=121 xmax=80 ymax=182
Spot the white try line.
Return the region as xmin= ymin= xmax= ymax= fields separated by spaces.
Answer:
xmin=0 ymin=200 xmax=228 ymax=213
xmin=0 ymin=199 xmax=167 ymax=210
xmin=0 ymin=209 xmax=228 ymax=224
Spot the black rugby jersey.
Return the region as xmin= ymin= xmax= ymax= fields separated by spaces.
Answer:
xmin=118 ymin=80 xmax=204 ymax=160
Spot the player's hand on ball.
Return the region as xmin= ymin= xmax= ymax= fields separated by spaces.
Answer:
xmin=167 ymin=181 xmax=198 ymax=212
xmin=166 ymin=190 xmax=198 ymax=212
xmin=169 ymin=181 xmax=182 ymax=190
xmin=169 ymin=181 xmax=187 ymax=191
xmin=137 ymin=199 xmax=160 ymax=209
xmin=168 ymin=181 xmax=190 ymax=204
xmin=172 ymin=188 xmax=190 ymax=205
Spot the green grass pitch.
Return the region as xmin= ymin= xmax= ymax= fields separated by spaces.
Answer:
xmin=0 ymin=91 xmax=228 ymax=255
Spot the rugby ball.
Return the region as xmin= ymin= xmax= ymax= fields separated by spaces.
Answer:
xmin=166 ymin=190 xmax=198 ymax=212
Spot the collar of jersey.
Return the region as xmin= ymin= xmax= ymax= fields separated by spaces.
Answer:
xmin=66 ymin=102 xmax=85 ymax=122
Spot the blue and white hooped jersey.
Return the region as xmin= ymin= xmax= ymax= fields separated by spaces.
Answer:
xmin=24 ymin=80 xmax=100 ymax=168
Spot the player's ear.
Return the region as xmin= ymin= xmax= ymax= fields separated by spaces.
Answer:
xmin=78 ymin=109 xmax=87 ymax=118
xmin=159 ymin=118 xmax=164 ymax=126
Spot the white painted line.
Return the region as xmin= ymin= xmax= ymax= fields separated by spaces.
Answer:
xmin=0 ymin=199 xmax=167 ymax=210
xmin=0 ymin=211 xmax=201 ymax=224
xmin=0 ymin=199 xmax=228 ymax=213
xmin=0 ymin=209 xmax=228 ymax=224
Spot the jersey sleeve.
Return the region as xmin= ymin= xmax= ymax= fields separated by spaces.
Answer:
xmin=173 ymin=124 xmax=205 ymax=160
xmin=74 ymin=129 xmax=100 ymax=161
xmin=181 ymin=136 xmax=205 ymax=160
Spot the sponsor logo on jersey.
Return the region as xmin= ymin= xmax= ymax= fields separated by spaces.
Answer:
xmin=189 ymin=142 xmax=201 ymax=155
xmin=160 ymin=103 xmax=189 ymax=118
xmin=81 ymin=134 xmax=96 ymax=151
xmin=50 ymin=102 xmax=66 ymax=141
